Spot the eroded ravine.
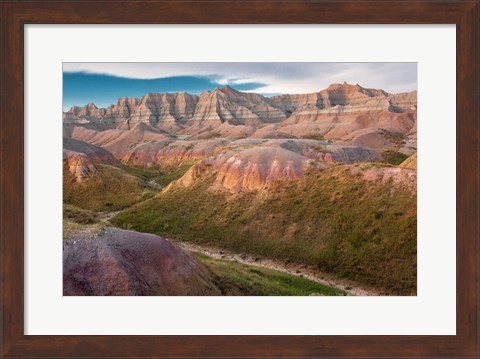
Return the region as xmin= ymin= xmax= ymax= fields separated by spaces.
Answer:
xmin=100 ymin=208 xmax=379 ymax=296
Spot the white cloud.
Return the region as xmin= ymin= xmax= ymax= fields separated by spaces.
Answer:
xmin=63 ymin=62 xmax=417 ymax=94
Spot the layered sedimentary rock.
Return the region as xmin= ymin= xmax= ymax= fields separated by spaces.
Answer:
xmin=399 ymin=153 xmax=417 ymax=170
xmin=64 ymin=93 xmax=199 ymax=127
xmin=187 ymin=86 xmax=287 ymax=127
xmin=63 ymin=137 xmax=118 ymax=181
xmin=389 ymin=91 xmax=417 ymax=112
xmin=66 ymin=122 xmax=173 ymax=159
xmin=177 ymin=147 xmax=309 ymax=192
xmin=63 ymin=83 xmax=417 ymax=136
xmin=267 ymin=83 xmax=412 ymax=115
xmin=63 ymin=102 xmax=107 ymax=124
xmin=122 ymin=138 xmax=225 ymax=167
xmin=103 ymin=96 xmax=139 ymax=124
xmin=63 ymin=83 xmax=417 ymax=176
xmin=171 ymin=138 xmax=382 ymax=192
xmin=63 ymin=227 xmax=220 ymax=296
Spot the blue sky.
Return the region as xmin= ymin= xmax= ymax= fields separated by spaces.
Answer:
xmin=63 ymin=63 xmax=417 ymax=111
xmin=63 ymin=73 xmax=264 ymax=111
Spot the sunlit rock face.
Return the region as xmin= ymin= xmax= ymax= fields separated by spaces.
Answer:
xmin=187 ymin=86 xmax=287 ymax=127
xmin=63 ymin=102 xmax=107 ymax=124
xmin=176 ymin=147 xmax=309 ymax=192
xmin=214 ymin=148 xmax=308 ymax=191
xmin=127 ymin=93 xmax=199 ymax=125
xmin=348 ymin=164 xmax=417 ymax=190
xmin=399 ymin=153 xmax=417 ymax=170
xmin=64 ymin=93 xmax=199 ymax=127
xmin=122 ymin=139 xmax=225 ymax=167
xmin=267 ymin=83 xmax=415 ymax=114
xmin=62 ymin=83 xmax=416 ymax=138
xmin=65 ymin=122 xmax=173 ymax=159
xmin=103 ymin=96 xmax=139 ymax=124
xmin=63 ymin=137 xmax=118 ymax=181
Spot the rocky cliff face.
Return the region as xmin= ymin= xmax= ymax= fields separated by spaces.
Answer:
xmin=103 ymin=96 xmax=139 ymax=124
xmin=63 ymin=103 xmax=107 ymax=124
xmin=388 ymin=91 xmax=417 ymax=112
xmin=64 ymin=93 xmax=199 ymax=127
xmin=64 ymin=82 xmax=416 ymax=130
xmin=187 ymin=86 xmax=287 ymax=127
xmin=267 ymin=83 xmax=411 ymax=116
xmin=67 ymin=122 xmax=173 ymax=159
xmin=127 ymin=92 xmax=199 ymax=125
xmin=64 ymin=83 xmax=417 ymax=189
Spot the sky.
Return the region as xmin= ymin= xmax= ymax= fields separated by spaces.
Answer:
xmin=63 ymin=63 xmax=417 ymax=111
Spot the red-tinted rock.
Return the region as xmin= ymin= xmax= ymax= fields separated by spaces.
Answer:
xmin=63 ymin=227 xmax=220 ymax=296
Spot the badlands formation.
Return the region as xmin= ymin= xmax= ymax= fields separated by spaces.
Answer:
xmin=63 ymin=82 xmax=417 ymax=192
xmin=63 ymin=82 xmax=417 ymax=295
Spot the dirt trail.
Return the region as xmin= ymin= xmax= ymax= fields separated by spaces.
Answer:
xmin=98 ymin=210 xmax=121 ymax=222
xmin=102 ymin=210 xmax=379 ymax=296
xmin=171 ymin=240 xmax=379 ymax=296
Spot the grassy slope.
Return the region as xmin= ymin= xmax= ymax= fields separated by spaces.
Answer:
xmin=63 ymin=164 xmax=148 ymax=212
xmin=194 ymin=252 xmax=346 ymax=296
xmin=111 ymin=166 xmax=417 ymax=295
xmin=62 ymin=208 xmax=345 ymax=296
xmin=63 ymin=205 xmax=106 ymax=239
xmin=63 ymin=162 xmax=194 ymax=212
xmin=63 ymin=204 xmax=99 ymax=224
xmin=120 ymin=161 xmax=196 ymax=188
xmin=381 ymin=150 xmax=408 ymax=165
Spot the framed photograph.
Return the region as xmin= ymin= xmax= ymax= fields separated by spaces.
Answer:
xmin=1 ymin=1 xmax=478 ymax=358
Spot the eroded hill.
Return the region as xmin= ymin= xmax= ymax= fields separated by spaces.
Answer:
xmin=63 ymin=82 xmax=417 ymax=295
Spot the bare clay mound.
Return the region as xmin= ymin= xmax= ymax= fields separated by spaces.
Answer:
xmin=63 ymin=137 xmax=118 ymax=182
xmin=176 ymin=146 xmax=311 ymax=192
xmin=63 ymin=227 xmax=221 ymax=296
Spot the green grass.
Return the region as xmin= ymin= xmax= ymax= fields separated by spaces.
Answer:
xmin=381 ymin=151 xmax=409 ymax=165
xmin=63 ymin=204 xmax=99 ymax=224
xmin=111 ymin=165 xmax=417 ymax=295
xmin=304 ymin=133 xmax=326 ymax=141
xmin=64 ymin=161 xmax=197 ymax=212
xmin=137 ymin=189 xmax=156 ymax=202
xmin=120 ymin=161 xmax=197 ymax=187
xmin=63 ymin=219 xmax=106 ymax=240
xmin=64 ymin=164 xmax=149 ymax=212
xmin=193 ymin=252 xmax=346 ymax=296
